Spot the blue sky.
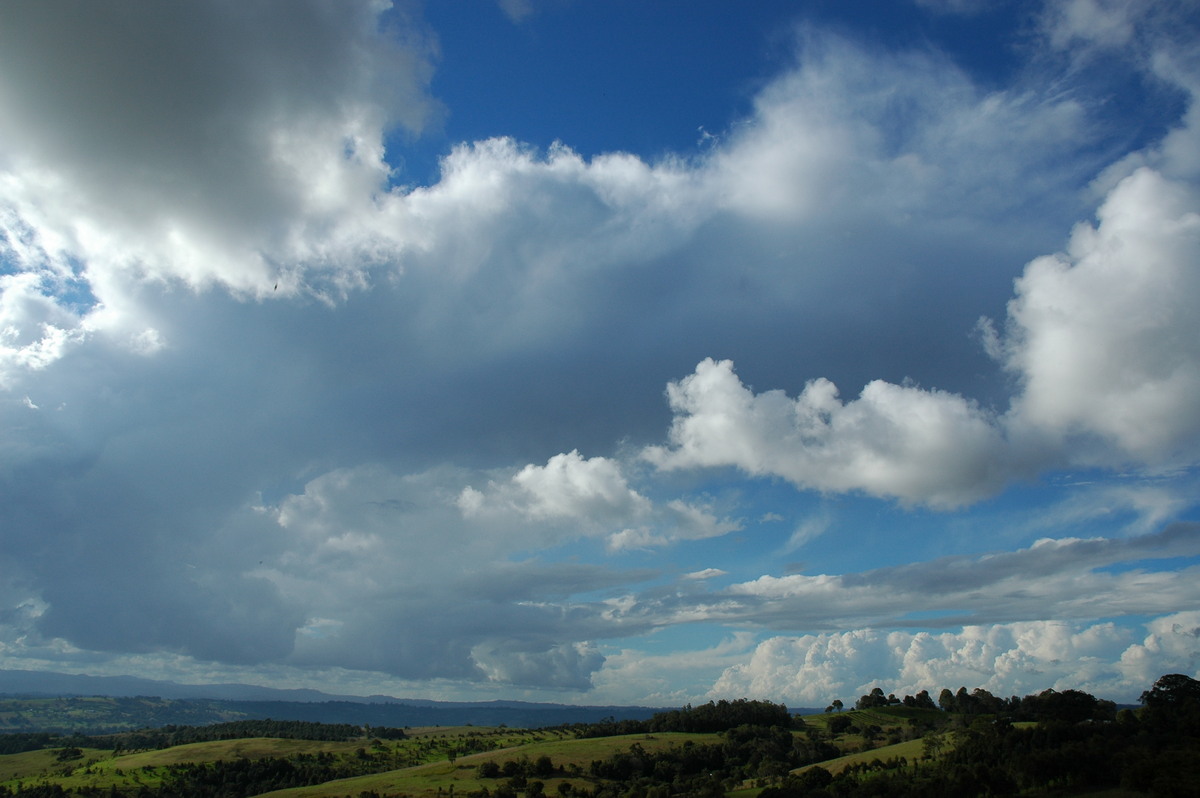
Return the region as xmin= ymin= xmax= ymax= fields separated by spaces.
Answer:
xmin=1 ymin=0 xmax=1199 ymax=708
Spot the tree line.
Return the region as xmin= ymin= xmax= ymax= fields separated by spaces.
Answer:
xmin=566 ymin=699 xmax=795 ymax=739
xmin=849 ymin=683 xmax=1118 ymax=722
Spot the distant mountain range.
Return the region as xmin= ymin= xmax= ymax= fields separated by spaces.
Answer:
xmin=0 ymin=669 xmax=673 ymax=730
xmin=0 ymin=669 xmax=364 ymax=703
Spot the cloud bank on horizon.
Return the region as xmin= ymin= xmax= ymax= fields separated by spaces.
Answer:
xmin=1 ymin=0 xmax=1198 ymax=706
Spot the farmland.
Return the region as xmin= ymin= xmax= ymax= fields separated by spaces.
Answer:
xmin=0 ymin=675 xmax=1197 ymax=796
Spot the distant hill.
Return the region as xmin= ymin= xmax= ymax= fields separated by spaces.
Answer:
xmin=0 ymin=669 xmax=669 ymax=732
xmin=0 ymin=669 xmax=369 ymax=703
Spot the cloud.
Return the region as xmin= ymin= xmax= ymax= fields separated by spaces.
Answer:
xmin=635 ymin=2 xmax=1200 ymax=509
xmin=461 ymin=450 xmax=652 ymax=525
xmin=1013 ymin=479 xmax=1196 ymax=537
xmin=645 ymin=358 xmax=1013 ymax=508
xmin=1117 ymin=611 xmax=1200 ymax=687
xmin=1001 ymin=167 xmax=1200 ymax=465
xmin=645 ymin=160 xmax=1200 ymax=506
xmin=710 ymin=611 xmax=1200 ymax=705
xmin=460 ymin=451 xmax=741 ymax=551
xmin=0 ymin=272 xmax=86 ymax=385
xmin=250 ymin=464 xmax=657 ymax=685
xmin=0 ymin=0 xmax=437 ymax=317
xmin=783 ymin=514 xmax=832 ymax=553
xmin=0 ymin=2 xmax=1197 ymax=700
xmin=591 ymin=633 xmax=760 ymax=706
xmin=0 ymin=18 xmax=1107 ymax=389
xmin=496 ymin=0 xmax=534 ymax=23
xmin=709 ymin=30 xmax=1095 ymax=226
xmin=1042 ymin=0 xmax=1142 ymax=51
xmin=473 ymin=641 xmax=605 ymax=690
xmin=616 ymin=524 xmax=1200 ymax=632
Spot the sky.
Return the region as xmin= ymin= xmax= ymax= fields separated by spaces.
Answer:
xmin=1 ymin=0 xmax=1199 ymax=709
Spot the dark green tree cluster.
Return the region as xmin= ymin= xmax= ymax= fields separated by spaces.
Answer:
xmin=478 ymin=754 xmax=558 ymax=781
xmin=1012 ymin=687 xmax=1116 ymax=723
xmin=0 ymin=733 xmax=61 ymax=755
xmin=935 ymin=686 xmax=1006 ymax=715
xmin=900 ymin=690 xmax=936 ymax=709
xmin=646 ymin=699 xmax=794 ymax=733
xmin=569 ymin=698 xmax=794 ymax=738
xmin=854 ymin=688 xmax=892 ymax=710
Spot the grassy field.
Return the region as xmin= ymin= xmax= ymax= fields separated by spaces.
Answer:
xmin=0 ymin=746 xmax=112 ymax=784
xmin=0 ymin=725 xmax=721 ymax=798
xmin=258 ymin=731 xmax=719 ymax=798
xmin=2 ymin=736 xmax=420 ymax=794
xmin=0 ymin=708 xmax=1057 ymax=797
xmin=2 ymin=714 xmax=922 ymax=796
xmin=794 ymin=737 xmax=927 ymax=777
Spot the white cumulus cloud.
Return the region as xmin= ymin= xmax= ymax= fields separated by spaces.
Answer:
xmin=645 ymin=160 xmax=1200 ymax=507
xmin=711 ymin=612 xmax=1200 ymax=705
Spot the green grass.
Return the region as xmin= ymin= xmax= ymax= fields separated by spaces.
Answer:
xmin=0 ymin=726 xmax=718 ymax=798
xmin=108 ymin=737 xmax=366 ymax=767
xmin=258 ymin=732 xmax=719 ymax=798
xmin=2 ymin=737 xmax=381 ymax=794
xmin=0 ymin=719 xmax=981 ymax=797
xmin=0 ymin=746 xmax=111 ymax=783
xmin=794 ymin=737 xmax=928 ymax=777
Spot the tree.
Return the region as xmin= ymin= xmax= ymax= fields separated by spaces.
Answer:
xmin=923 ymin=729 xmax=947 ymax=760
xmin=938 ymin=688 xmax=956 ymax=712
xmin=912 ymin=690 xmax=936 ymax=709
xmin=1139 ymin=673 xmax=1200 ymax=734
xmin=970 ymin=687 xmax=1004 ymax=715
xmin=828 ymin=715 xmax=853 ymax=735
xmin=955 ymin=687 xmax=971 ymax=713
xmin=1023 ymin=688 xmax=1105 ymax=723
xmin=824 ymin=699 xmax=843 ymax=713
xmin=856 ymin=687 xmax=887 ymax=710
xmin=795 ymin=766 xmax=832 ymax=790
xmin=1140 ymin=673 xmax=1200 ymax=708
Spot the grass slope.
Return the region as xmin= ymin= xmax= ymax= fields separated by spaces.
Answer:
xmin=795 ymin=737 xmax=927 ymax=777
xmin=0 ymin=746 xmax=111 ymax=785
xmin=258 ymin=732 xmax=719 ymax=798
xmin=0 ymin=708 xmax=971 ymax=797
xmin=0 ymin=738 xmax=367 ymax=794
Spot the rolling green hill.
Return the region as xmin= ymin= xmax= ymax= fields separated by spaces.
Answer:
xmin=0 ymin=678 xmax=1197 ymax=796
